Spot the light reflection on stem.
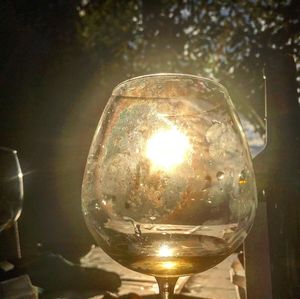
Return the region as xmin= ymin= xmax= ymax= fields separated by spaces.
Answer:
xmin=156 ymin=277 xmax=178 ymax=299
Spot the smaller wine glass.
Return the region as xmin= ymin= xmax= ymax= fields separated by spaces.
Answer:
xmin=0 ymin=147 xmax=24 ymax=258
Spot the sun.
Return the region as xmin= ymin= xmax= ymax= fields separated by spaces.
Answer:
xmin=146 ymin=127 xmax=190 ymax=171
xmin=158 ymin=244 xmax=173 ymax=257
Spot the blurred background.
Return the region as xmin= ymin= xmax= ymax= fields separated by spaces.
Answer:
xmin=0 ymin=0 xmax=299 ymax=260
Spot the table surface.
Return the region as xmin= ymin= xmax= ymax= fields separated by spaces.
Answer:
xmin=80 ymin=246 xmax=239 ymax=299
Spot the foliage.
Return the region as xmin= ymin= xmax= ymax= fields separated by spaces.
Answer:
xmin=77 ymin=0 xmax=300 ymax=106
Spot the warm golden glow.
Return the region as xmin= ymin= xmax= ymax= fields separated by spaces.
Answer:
xmin=158 ymin=245 xmax=173 ymax=257
xmin=146 ymin=127 xmax=190 ymax=171
xmin=161 ymin=261 xmax=177 ymax=270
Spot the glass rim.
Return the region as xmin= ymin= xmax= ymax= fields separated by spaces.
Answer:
xmin=112 ymin=73 xmax=229 ymax=96
xmin=0 ymin=146 xmax=17 ymax=154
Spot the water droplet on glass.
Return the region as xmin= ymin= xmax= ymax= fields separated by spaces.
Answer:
xmin=216 ymin=171 xmax=224 ymax=180
xmin=203 ymin=175 xmax=212 ymax=189
xmin=134 ymin=224 xmax=142 ymax=237
xmin=239 ymin=170 xmax=247 ymax=185
xmin=144 ymin=224 xmax=154 ymax=230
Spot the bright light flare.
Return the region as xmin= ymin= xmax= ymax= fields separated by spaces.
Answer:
xmin=158 ymin=244 xmax=173 ymax=257
xmin=146 ymin=127 xmax=190 ymax=171
xmin=161 ymin=261 xmax=177 ymax=270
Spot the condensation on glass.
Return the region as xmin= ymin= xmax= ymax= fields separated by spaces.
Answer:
xmin=82 ymin=74 xmax=257 ymax=278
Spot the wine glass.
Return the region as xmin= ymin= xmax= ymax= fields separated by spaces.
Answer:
xmin=0 ymin=146 xmax=24 ymax=258
xmin=82 ymin=74 xmax=257 ymax=299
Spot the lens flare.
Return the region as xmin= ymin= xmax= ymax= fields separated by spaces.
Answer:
xmin=158 ymin=245 xmax=173 ymax=257
xmin=161 ymin=261 xmax=177 ymax=270
xmin=146 ymin=127 xmax=190 ymax=171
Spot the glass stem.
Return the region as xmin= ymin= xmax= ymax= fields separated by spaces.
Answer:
xmin=14 ymin=221 xmax=22 ymax=259
xmin=155 ymin=277 xmax=178 ymax=299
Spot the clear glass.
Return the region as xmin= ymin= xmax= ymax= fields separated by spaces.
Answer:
xmin=0 ymin=147 xmax=24 ymax=258
xmin=0 ymin=147 xmax=23 ymax=232
xmin=82 ymin=74 xmax=257 ymax=299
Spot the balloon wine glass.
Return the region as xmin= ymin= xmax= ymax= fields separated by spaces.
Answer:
xmin=82 ymin=74 xmax=257 ymax=299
